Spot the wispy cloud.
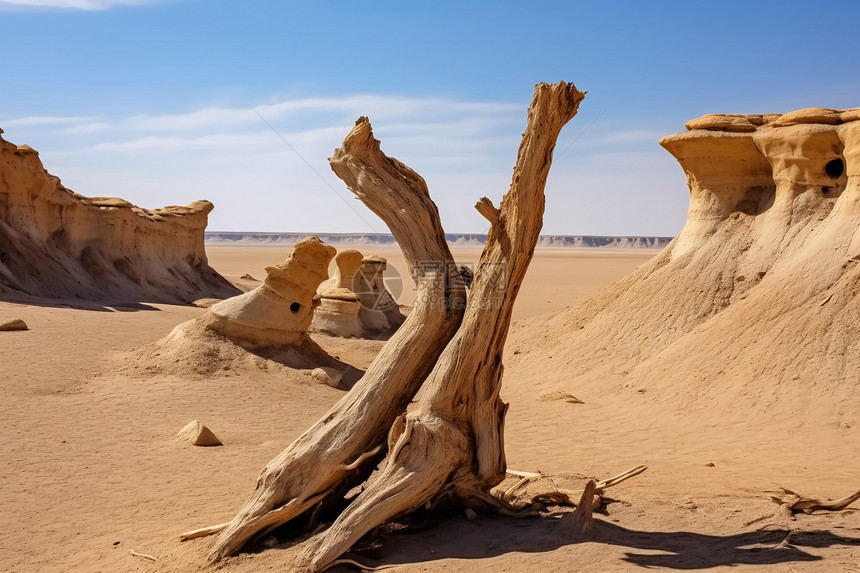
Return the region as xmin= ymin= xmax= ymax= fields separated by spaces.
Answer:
xmin=127 ymin=95 xmax=521 ymax=133
xmin=0 ymin=0 xmax=173 ymax=10
xmin=599 ymin=129 xmax=665 ymax=144
xmin=0 ymin=92 xmax=685 ymax=236
xmin=91 ymin=126 xmax=349 ymax=152
xmin=64 ymin=121 xmax=110 ymax=135
xmin=1 ymin=115 xmax=98 ymax=127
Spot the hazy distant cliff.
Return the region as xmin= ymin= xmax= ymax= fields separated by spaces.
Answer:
xmin=205 ymin=232 xmax=673 ymax=249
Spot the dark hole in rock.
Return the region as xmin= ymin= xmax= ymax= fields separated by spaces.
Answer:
xmin=825 ymin=158 xmax=844 ymax=178
xmin=290 ymin=302 xmax=301 ymax=313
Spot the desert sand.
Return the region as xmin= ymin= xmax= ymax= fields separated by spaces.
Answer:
xmin=3 ymin=244 xmax=858 ymax=573
xmin=3 ymin=103 xmax=860 ymax=572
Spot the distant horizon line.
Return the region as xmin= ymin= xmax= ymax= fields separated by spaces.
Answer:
xmin=205 ymin=231 xmax=676 ymax=238
xmin=204 ymin=231 xmax=675 ymax=249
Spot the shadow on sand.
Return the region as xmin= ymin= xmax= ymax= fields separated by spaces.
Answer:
xmin=1 ymin=293 xmax=166 ymax=312
xmin=344 ymin=513 xmax=860 ymax=571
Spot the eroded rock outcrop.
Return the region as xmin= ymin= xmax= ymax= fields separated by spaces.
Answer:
xmin=508 ymin=106 xmax=860 ymax=434
xmin=311 ymin=249 xmax=404 ymax=337
xmin=312 ymin=249 xmax=364 ymax=337
xmin=356 ymin=255 xmax=404 ymax=329
xmin=120 ymin=237 xmax=349 ymax=380
xmin=167 ymin=236 xmax=336 ymax=350
xmin=0 ymin=129 xmax=238 ymax=303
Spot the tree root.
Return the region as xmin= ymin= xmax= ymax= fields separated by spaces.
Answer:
xmin=511 ymin=465 xmax=648 ymax=512
xmin=322 ymin=559 xmax=393 ymax=572
xmin=293 ymin=415 xmax=470 ymax=572
xmin=562 ymin=480 xmax=597 ymax=533
xmin=772 ymin=487 xmax=860 ymax=514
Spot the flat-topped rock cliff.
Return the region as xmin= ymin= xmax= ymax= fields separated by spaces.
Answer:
xmin=0 ymin=129 xmax=238 ymax=304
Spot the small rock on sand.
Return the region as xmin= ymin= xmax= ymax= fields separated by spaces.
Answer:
xmin=540 ymin=390 xmax=584 ymax=404
xmin=0 ymin=319 xmax=28 ymax=331
xmin=175 ymin=420 xmax=222 ymax=446
xmin=311 ymin=367 xmax=343 ymax=388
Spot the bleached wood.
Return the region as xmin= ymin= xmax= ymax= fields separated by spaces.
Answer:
xmin=595 ymin=465 xmax=648 ymax=490
xmin=179 ymin=522 xmax=228 ymax=541
xmin=506 ymin=469 xmax=543 ymax=479
xmin=294 ymin=82 xmax=585 ymax=572
xmin=562 ymin=480 xmax=597 ymax=533
xmin=204 ymin=116 xmax=467 ymax=562
xmin=128 ymin=549 xmax=157 ymax=561
xmin=772 ymin=487 xmax=860 ymax=514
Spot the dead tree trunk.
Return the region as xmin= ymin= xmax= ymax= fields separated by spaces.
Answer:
xmin=293 ymin=82 xmax=584 ymax=571
xmin=193 ymin=82 xmax=584 ymax=570
xmin=203 ymin=117 xmax=467 ymax=562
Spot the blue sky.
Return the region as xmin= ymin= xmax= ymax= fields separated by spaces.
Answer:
xmin=2 ymin=0 xmax=859 ymax=236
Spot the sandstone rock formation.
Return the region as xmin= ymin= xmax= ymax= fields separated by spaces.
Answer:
xmin=119 ymin=236 xmax=364 ymax=382
xmin=508 ymin=106 xmax=860 ymax=434
xmin=312 ymin=249 xmax=364 ymax=337
xmin=166 ymin=236 xmax=336 ymax=351
xmin=311 ymin=249 xmax=404 ymax=337
xmin=310 ymin=367 xmax=343 ymax=388
xmin=0 ymin=129 xmax=238 ymax=304
xmin=356 ymin=254 xmax=404 ymax=329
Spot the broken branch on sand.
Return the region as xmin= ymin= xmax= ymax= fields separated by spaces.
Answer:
xmin=771 ymin=487 xmax=860 ymax=514
xmin=129 ymin=549 xmax=157 ymax=561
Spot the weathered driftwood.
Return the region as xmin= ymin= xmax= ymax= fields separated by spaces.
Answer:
xmin=771 ymin=487 xmax=860 ymax=514
xmin=187 ymin=82 xmax=584 ymax=571
xmin=291 ymin=82 xmax=585 ymax=572
xmin=562 ymin=480 xmax=598 ymax=533
xmin=517 ymin=465 xmax=647 ymax=510
xmin=198 ymin=116 xmax=467 ymax=562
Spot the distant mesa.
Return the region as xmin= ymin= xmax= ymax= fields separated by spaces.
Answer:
xmin=510 ymin=106 xmax=860 ymax=433
xmin=0 ymin=129 xmax=239 ymax=304
xmin=204 ymin=231 xmax=673 ymax=249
